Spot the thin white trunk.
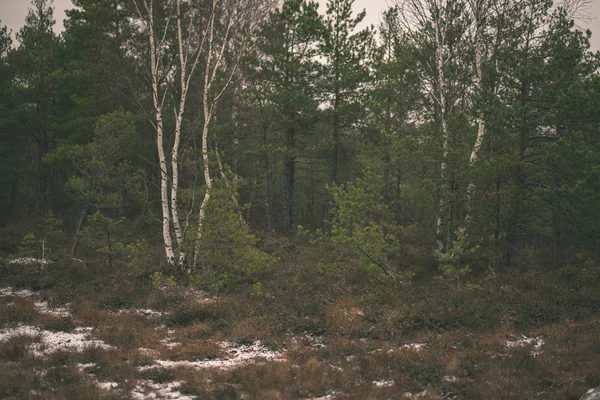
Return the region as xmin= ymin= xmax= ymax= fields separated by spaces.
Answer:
xmin=171 ymin=0 xmax=209 ymax=267
xmin=134 ymin=0 xmax=176 ymax=264
xmin=192 ymin=0 xmax=265 ymax=269
xmin=194 ymin=0 xmax=218 ymax=269
xmin=433 ymin=3 xmax=449 ymax=252
xmin=170 ymin=0 xmax=187 ymax=266
xmin=470 ymin=38 xmax=485 ymax=165
xmin=465 ymin=33 xmax=485 ymax=223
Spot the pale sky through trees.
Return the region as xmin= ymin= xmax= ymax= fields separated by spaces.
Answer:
xmin=0 ymin=0 xmax=599 ymax=50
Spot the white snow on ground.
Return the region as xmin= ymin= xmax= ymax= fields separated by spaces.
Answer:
xmin=373 ymin=380 xmax=395 ymax=388
xmin=98 ymin=382 xmax=119 ymax=390
xmin=139 ymin=347 xmax=160 ymax=356
xmin=8 ymin=258 xmax=51 ymax=266
xmin=291 ymin=334 xmax=326 ymax=349
xmin=131 ymin=380 xmax=195 ymax=400
xmin=505 ymin=335 xmax=544 ymax=357
xmin=0 ymin=325 xmax=112 ymax=356
xmin=160 ymin=338 xmax=182 ymax=349
xmin=400 ymin=343 xmax=427 ymax=351
xmin=404 ymin=390 xmax=433 ymax=399
xmin=1 ymin=287 xmax=72 ymax=317
xmin=140 ymin=341 xmax=283 ymax=371
xmin=136 ymin=309 xmax=167 ymax=318
xmin=115 ymin=308 xmax=169 ymax=318
xmin=0 ymin=287 xmax=35 ymax=297
xmin=34 ymin=301 xmax=71 ymax=317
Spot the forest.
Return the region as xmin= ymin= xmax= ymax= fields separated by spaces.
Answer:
xmin=0 ymin=0 xmax=599 ymax=399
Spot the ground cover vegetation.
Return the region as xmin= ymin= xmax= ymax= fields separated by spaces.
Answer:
xmin=0 ymin=0 xmax=599 ymax=399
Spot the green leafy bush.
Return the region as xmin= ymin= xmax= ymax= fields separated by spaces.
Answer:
xmin=435 ymin=229 xmax=480 ymax=289
xmin=192 ymin=180 xmax=277 ymax=292
xmin=326 ymin=170 xmax=413 ymax=283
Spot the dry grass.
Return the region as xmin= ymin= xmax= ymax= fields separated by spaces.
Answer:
xmin=0 ymin=296 xmax=38 ymax=326
xmin=1 ymin=251 xmax=599 ymax=399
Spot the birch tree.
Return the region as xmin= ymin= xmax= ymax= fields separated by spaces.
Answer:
xmin=170 ymin=0 xmax=208 ymax=266
xmin=463 ymin=0 xmax=503 ymax=224
xmin=193 ymin=0 xmax=273 ymax=269
xmin=397 ymin=0 xmax=469 ymax=252
xmin=131 ymin=0 xmax=177 ymax=264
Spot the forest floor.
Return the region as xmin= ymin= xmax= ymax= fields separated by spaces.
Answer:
xmin=0 ymin=247 xmax=599 ymax=400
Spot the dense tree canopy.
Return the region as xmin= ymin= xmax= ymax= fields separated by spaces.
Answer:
xmin=0 ymin=0 xmax=598 ymax=274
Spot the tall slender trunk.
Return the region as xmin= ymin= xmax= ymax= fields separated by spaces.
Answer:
xmin=194 ymin=0 xmax=218 ymax=269
xmin=433 ymin=7 xmax=450 ymax=252
xmin=263 ymin=123 xmax=273 ymax=233
xmin=171 ymin=112 xmax=185 ymax=266
xmin=170 ymin=0 xmax=187 ymax=267
xmin=465 ymin=28 xmax=486 ymax=224
xmin=148 ymin=6 xmax=175 ymax=264
xmin=194 ymin=117 xmax=213 ymax=268
xmin=284 ymin=121 xmax=296 ymax=234
xmin=332 ymin=88 xmax=340 ymax=185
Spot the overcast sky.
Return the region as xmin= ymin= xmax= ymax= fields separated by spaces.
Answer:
xmin=0 ymin=0 xmax=599 ymax=51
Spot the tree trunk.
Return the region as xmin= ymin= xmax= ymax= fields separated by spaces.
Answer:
xmin=284 ymin=123 xmax=296 ymax=234
xmin=465 ymin=34 xmax=486 ymax=224
xmin=144 ymin=0 xmax=175 ymax=264
xmin=433 ymin=6 xmax=450 ymax=253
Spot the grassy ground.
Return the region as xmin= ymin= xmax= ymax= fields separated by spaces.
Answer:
xmin=0 ymin=243 xmax=599 ymax=400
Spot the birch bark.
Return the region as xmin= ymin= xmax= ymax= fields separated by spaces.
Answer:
xmin=432 ymin=0 xmax=450 ymax=252
xmin=171 ymin=0 xmax=206 ymax=266
xmin=133 ymin=0 xmax=176 ymax=264
xmin=465 ymin=2 xmax=486 ymax=225
xmin=192 ymin=0 xmax=269 ymax=269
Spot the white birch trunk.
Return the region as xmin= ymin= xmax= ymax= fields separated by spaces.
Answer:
xmin=194 ymin=0 xmax=218 ymax=269
xmin=433 ymin=2 xmax=450 ymax=252
xmin=191 ymin=0 xmax=269 ymax=269
xmin=170 ymin=0 xmax=188 ymax=266
xmin=465 ymin=33 xmax=485 ymax=224
xmin=148 ymin=2 xmax=175 ymax=264
xmin=133 ymin=0 xmax=176 ymax=264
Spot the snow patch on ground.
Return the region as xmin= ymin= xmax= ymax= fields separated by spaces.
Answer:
xmin=505 ymin=335 xmax=544 ymax=357
xmin=400 ymin=343 xmax=427 ymax=351
xmin=8 ymin=258 xmax=51 ymax=266
xmin=139 ymin=347 xmax=160 ymax=356
xmin=1 ymin=287 xmax=71 ymax=317
xmin=137 ymin=309 xmax=168 ymax=318
xmin=98 ymin=382 xmax=119 ymax=390
xmin=34 ymin=301 xmax=71 ymax=317
xmin=132 ymin=380 xmax=195 ymax=400
xmin=115 ymin=308 xmax=169 ymax=318
xmin=373 ymin=379 xmax=395 ymax=388
xmin=291 ymin=334 xmax=326 ymax=349
xmin=160 ymin=338 xmax=182 ymax=349
xmin=404 ymin=390 xmax=433 ymax=399
xmin=0 ymin=287 xmax=35 ymax=297
xmin=140 ymin=341 xmax=283 ymax=371
xmin=0 ymin=325 xmax=112 ymax=356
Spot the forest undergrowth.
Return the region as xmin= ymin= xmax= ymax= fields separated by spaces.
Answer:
xmin=1 ymin=237 xmax=599 ymax=400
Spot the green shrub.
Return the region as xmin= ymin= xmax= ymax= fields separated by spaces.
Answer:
xmin=324 ymin=170 xmax=413 ymax=283
xmin=435 ymin=228 xmax=480 ymax=289
xmin=192 ymin=180 xmax=277 ymax=292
